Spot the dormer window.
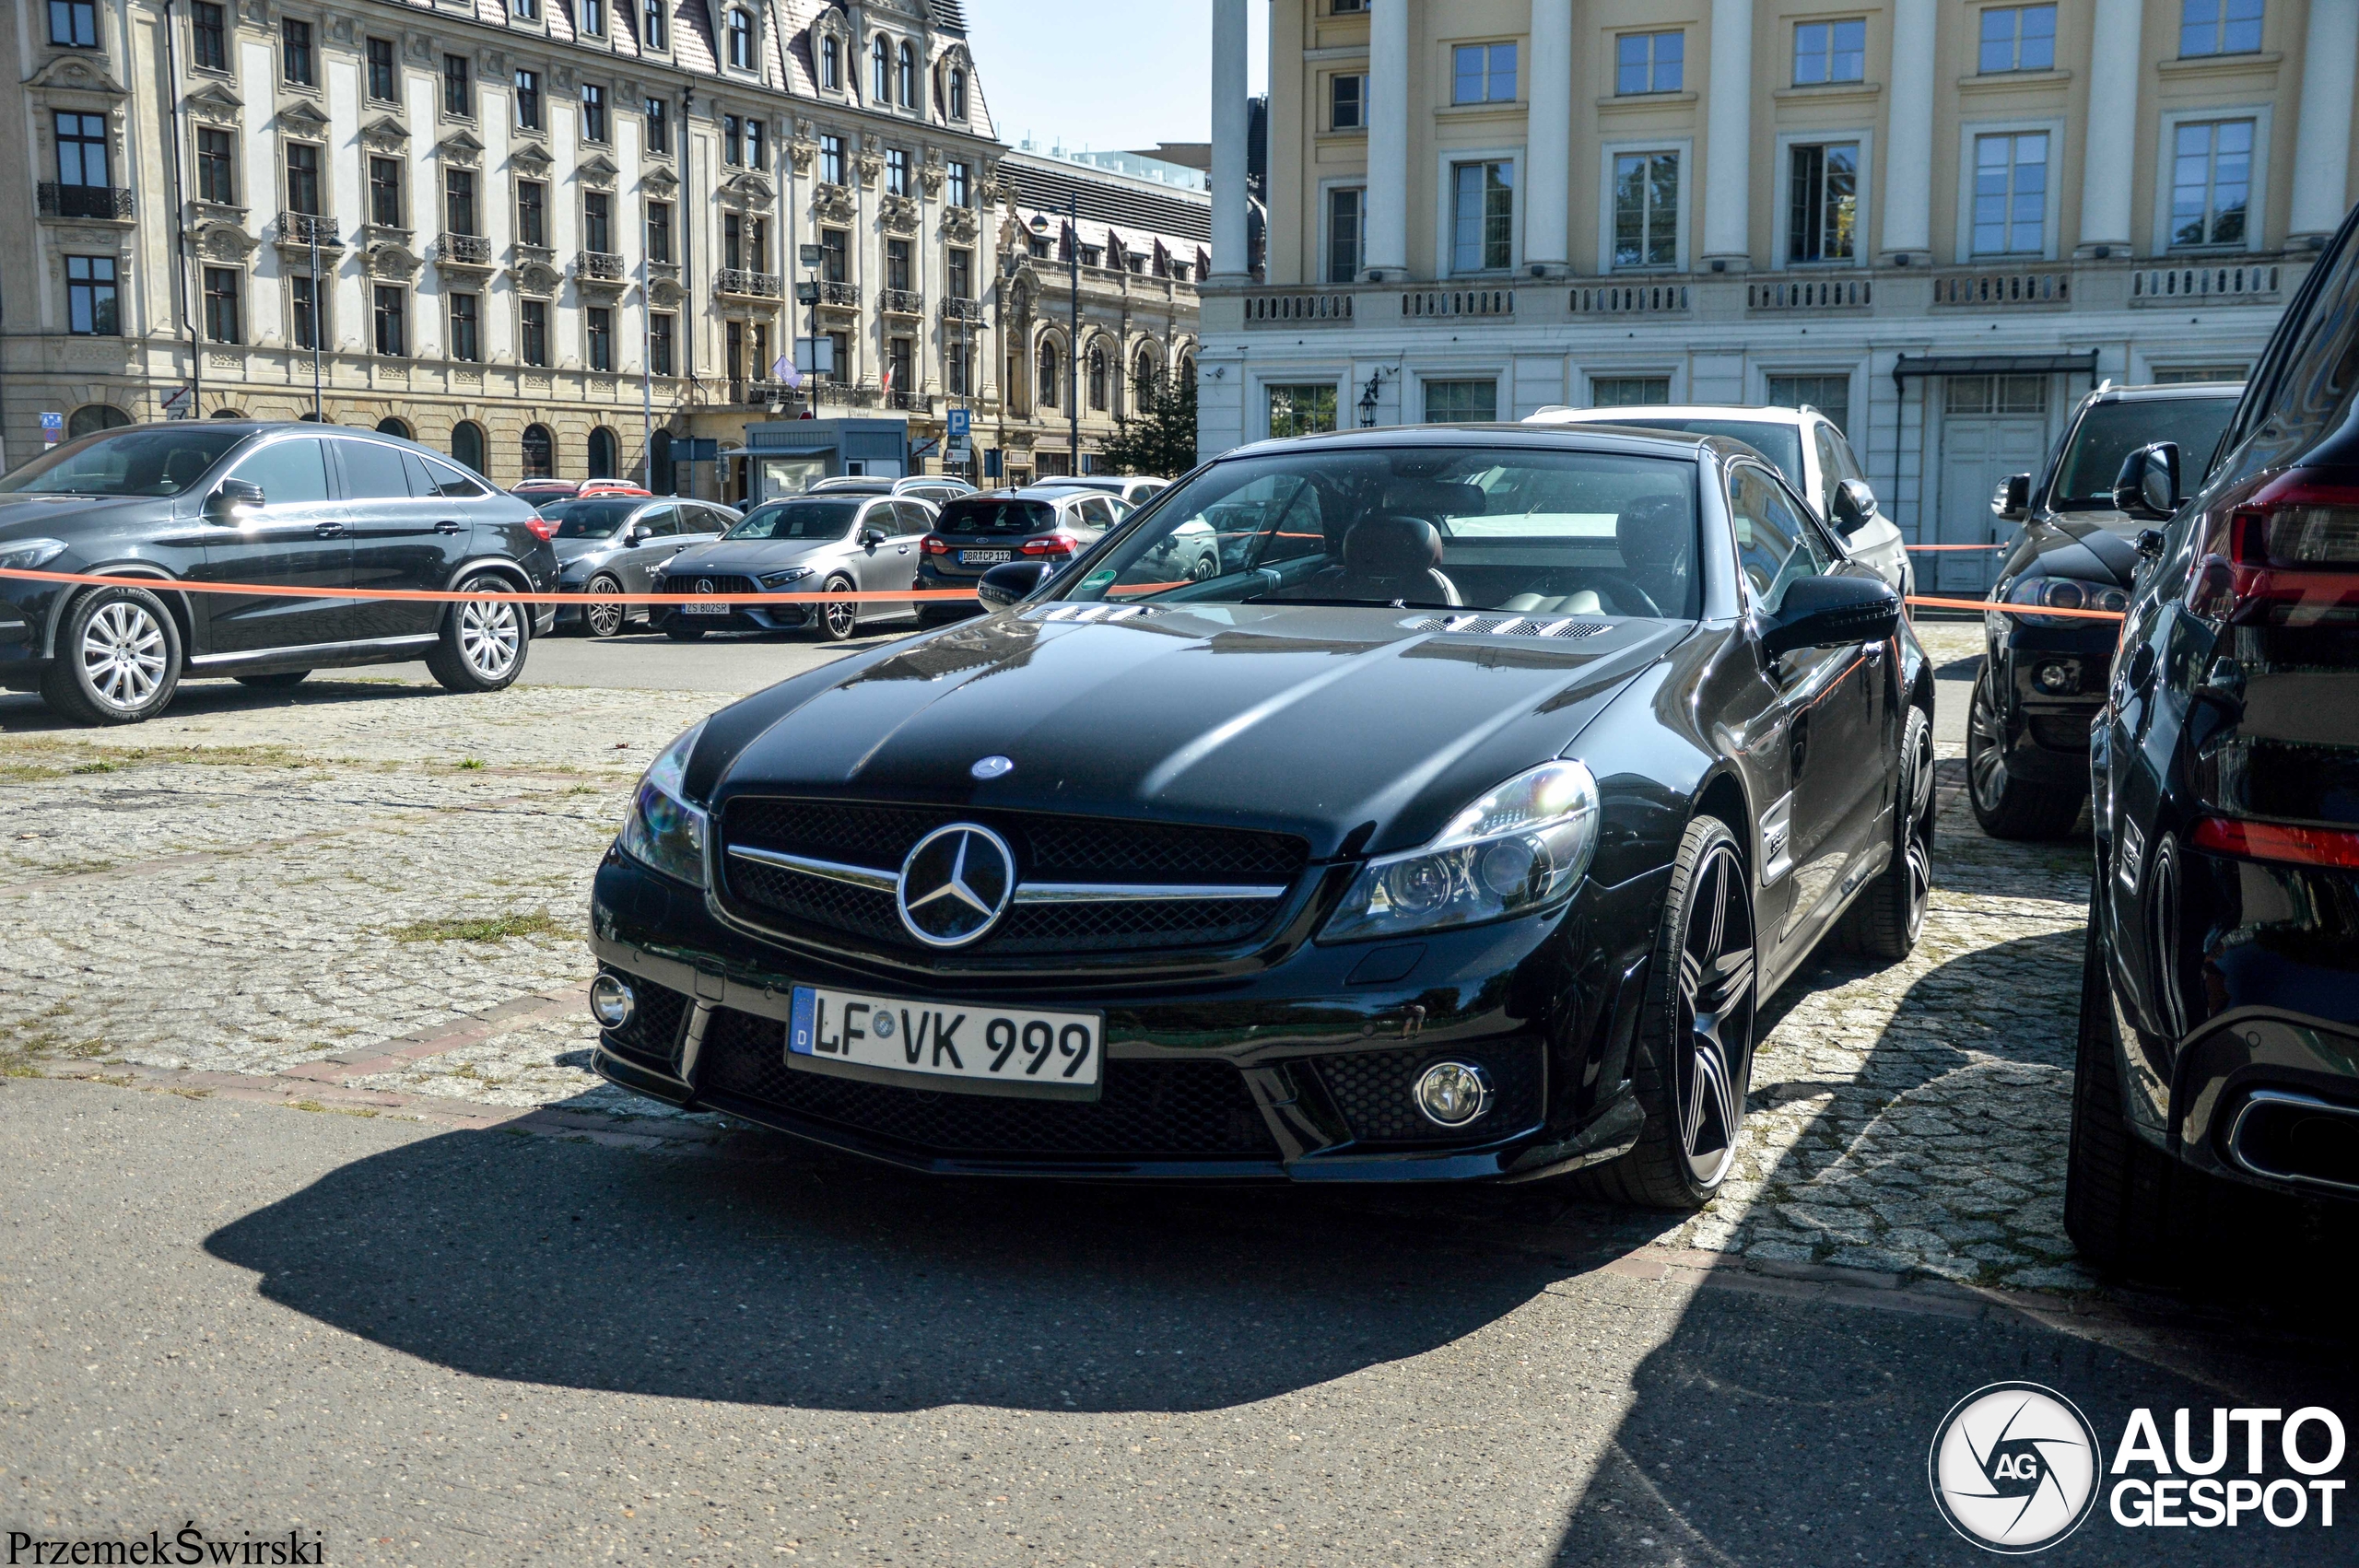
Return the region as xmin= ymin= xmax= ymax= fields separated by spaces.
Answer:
xmin=947 ymin=67 xmax=967 ymax=120
xmin=821 ymin=34 xmax=841 ymax=90
xmin=641 ymin=0 xmax=664 ymax=50
xmin=727 ymin=8 xmax=753 ymax=70
xmin=872 ymin=35 xmax=892 ymax=102
xmin=578 ymin=0 xmax=604 ymax=38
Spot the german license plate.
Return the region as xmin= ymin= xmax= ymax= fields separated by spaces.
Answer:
xmin=960 ymin=549 xmax=1013 ymax=565
xmin=788 ymin=984 xmax=1101 ymax=1089
xmin=682 ymin=600 xmax=734 ymax=614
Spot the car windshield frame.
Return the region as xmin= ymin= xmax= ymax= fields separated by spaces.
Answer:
xmin=541 ymin=499 xmax=647 ymax=539
xmin=723 ymin=498 xmax=863 ymax=541
xmin=2048 ymin=394 xmax=2240 ymax=510
xmin=0 ymin=427 xmax=249 ymax=497
xmin=937 ymin=498 xmax=1061 ymax=535
xmin=1583 ymin=418 xmax=1806 ymax=489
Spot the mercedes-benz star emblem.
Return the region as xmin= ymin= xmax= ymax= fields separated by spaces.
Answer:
xmin=696 ymin=578 xmax=716 ymax=594
xmin=970 ymin=755 xmax=1015 ymax=780
xmin=896 ymin=824 xmax=1015 ymax=948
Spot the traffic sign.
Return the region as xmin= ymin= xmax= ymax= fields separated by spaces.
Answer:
xmin=161 ymin=386 xmax=194 ymax=420
xmin=40 ymin=412 xmax=64 ymax=446
xmin=946 ymin=407 xmax=971 ymax=441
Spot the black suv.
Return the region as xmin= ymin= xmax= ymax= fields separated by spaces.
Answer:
xmin=2069 ymin=208 xmax=2359 ymax=1277
xmin=1971 ymin=382 xmax=2241 ymax=837
xmin=0 ymin=421 xmax=557 ymax=725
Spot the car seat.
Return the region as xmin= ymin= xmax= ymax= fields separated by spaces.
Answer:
xmin=1293 ymin=515 xmax=1462 ymax=605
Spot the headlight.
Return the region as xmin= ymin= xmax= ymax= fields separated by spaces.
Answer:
xmin=618 ymin=720 xmax=709 ymax=887
xmin=0 ymin=538 xmax=69 ymax=573
xmin=1320 ymin=760 xmax=1601 ymax=942
xmin=2003 ymin=576 xmax=2128 ymax=625
xmin=759 ymin=566 xmax=814 ymax=588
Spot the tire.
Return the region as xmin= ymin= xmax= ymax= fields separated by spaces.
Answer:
xmin=234 ymin=671 xmax=311 ymax=690
xmin=1966 ymin=667 xmax=2084 ymax=839
xmin=812 ymin=574 xmax=859 ymax=642
xmin=1584 ymin=815 xmax=1757 ymax=1211
xmin=40 ymin=584 xmax=182 ymax=726
xmin=1843 ymin=705 xmax=1934 ymax=961
xmin=583 ymin=575 xmax=628 ymax=639
xmin=664 ymin=622 xmax=707 ymax=642
xmin=1189 ymin=550 xmax=1218 ymax=582
xmin=424 ymin=574 xmax=529 ymax=694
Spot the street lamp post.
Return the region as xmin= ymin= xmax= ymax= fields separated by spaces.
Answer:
xmin=1028 ymin=194 xmax=1082 ymax=477
xmin=307 ymin=226 xmax=324 ymax=421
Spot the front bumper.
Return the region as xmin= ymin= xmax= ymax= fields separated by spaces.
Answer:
xmin=1988 ymin=617 xmax=2117 ymax=785
xmin=585 ymin=846 xmax=1659 ymax=1181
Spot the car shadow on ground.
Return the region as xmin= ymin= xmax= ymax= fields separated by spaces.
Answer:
xmin=0 ymin=675 xmax=463 ymax=732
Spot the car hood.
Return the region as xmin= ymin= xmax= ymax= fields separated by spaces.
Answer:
xmin=2013 ymin=511 xmax=2144 ymax=586
xmin=0 ymin=494 xmax=167 ymax=544
xmin=690 ymin=603 xmax=1687 ymax=860
xmin=663 ymin=539 xmax=841 ymax=575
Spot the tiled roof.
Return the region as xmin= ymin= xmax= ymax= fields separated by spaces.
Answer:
xmin=1006 ymin=154 xmax=1212 ymax=248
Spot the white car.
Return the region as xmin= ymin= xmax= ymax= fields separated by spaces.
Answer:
xmin=1522 ymin=404 xmax=1911 ymax=600
xmin=1030 ymin=475 xmax=1171 ymax=508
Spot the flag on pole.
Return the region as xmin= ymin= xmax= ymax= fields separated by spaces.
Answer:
xmin=880 ymin=359 xmax=895 ymax=397
xmin=772 ymin=352 xmax=801 ymax=389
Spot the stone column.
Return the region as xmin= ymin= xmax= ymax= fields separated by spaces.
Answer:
xmin=1880 ymin=0 xmax=1937 ymax=263
xmin=2290 ymin=0 xmax=2359 ymax=245
xmin=2076 ymin=0 xmax=2142 ymax=256
xmin=1210 ymin=0 xmax=1251 ymax=281
xmin=1701 ymin=0 xmax=1755 ymax=268
xmin=1524 ymin=0 xmax=1575 ymax=275
xmin=1364 ymin=0 xmax=1411 ymax=278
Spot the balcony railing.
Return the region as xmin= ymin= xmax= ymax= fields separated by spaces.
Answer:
xmin=1246 ymin=290 xmax=1356 ymax=322
xmin=879 ymin=287 xmax=925 ymax=316
xmin=1931 ymin=268 xmax=2071 ymax=308
xmin=815 ymin=279 xmax=861 ymax=308
xmin=1747 ymin=276 xmax=1872 ymax=311
xmin=1572 ymin=281 xmax=1688 ymax=315
xmin=941 ymin=296 xmax=985 ymax=322
xmin=276 ymin=211 xmax=342 ymax=248
xmin=436 ymin=231 xmax=493 ymax=267
xmin=886 ymin=388 xmax=929 ymax=412
xmin=38 ymin=182 xmax=134 ymax=219
xmin=1403 ymin=287 xmax=1514 ymax=318
xmin=576 ymin=251 xmax=626 ymax=282
xmin=2131 ymin=262 xmax=2282 ymax=306
xmin=715 ymin=267 xmax=783 ymax=298
xmin=724 ymin=378 xmax=792 ymax=407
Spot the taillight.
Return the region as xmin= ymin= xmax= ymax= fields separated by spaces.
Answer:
xmin=524 ymin=515 xmax=554 ymax=542
xmin=921 ymin=533 xmax=950 ymax=555
xmin=2187 ymin=470 xmax=2359 ymax=623
xmin=2190 ymin=816 xmax=2359 ymax=870
xmin=1021 ymin=532 xmax=1080 ymax=556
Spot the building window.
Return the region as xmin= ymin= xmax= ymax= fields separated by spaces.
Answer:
xmin=873 ymin=35 xmax=892 ymax=101
xmin=202 ymin=266 xmax=241 ymax=343
xmin=586 ymin=306 xmax=613 ymax=370
xmin=2153 ymin=363 xmax=2248 ymax=382
xmin=898 ymin=41 xmax=918 ymax=106
xmin=747 ymin=118 xmax=766 ymax=167
xmin=948 ymin=68 xmax=968 ymax=119
xmin=820 ymin=135 xmax=845 ymax=185
xmin=445 ymin=169 xmax=477 ymax=235
xmin=1947 ymin=374 xmax=2048 ymax=414
xmin=1971 ymin=131 xmax=2048 ymax=254
xmin=1978 ymin=5 xmax=2057 ymax=73
xmin=1792 ymin=18 xmax=1867 ymax=85
xmin=649 ymin=311 xmax=675 ymax=375
xmin=1424 ymin=380 xmax=1498 ymax=423
xmin=521 ymin=298 xmax=548 ymax=366
xmin=641 ymin=0 xmax=664 ymax=48
xmin=588 ymin=427 xmax=617 ymax=480
xmin=886 ymin=148 xmax=910 ymax=195
xmin=515 ymin=70 xmax=542 ymax=131
xmin=886 ymin=236 xmax=912 ymax=290
xmin=1788 ymin=143 xmax=1859 ymax=263
xmin=1330 ymin=74 xmax=1366 ymax=131
xmin=643 ymin=97 xmax=669 ymax=154
xmin=888 ymin=336 xmax=914 ymax=397
xmin=449 ymin=292 xmax=480 ymax=361
xmin=369 ymin=158 xmax=403 ymax=227
xmin=2181 ymin=0 xmax=2263 ymax=56
xmin=373 ymin=286 xmax=405 ymax=356
xmin=580 ymin=83 xmax=607 ymax=142
xmin=522 ymin=425 xmax=554 ymax=479
xmin=1039 ymin=341 xmax=1062 ymax=407
xmin=2170 ymin=119 xmax=2254 ymax=247
xmin=65 ymin=256 xmax=118 ymax=335
xmin=723 ymin=114 xmax=742 ymax=165
xmin=1087 ymin=346 xmax=1109 ymax=410
xmin=827 ymin=329 xmax=850 ymax=382
xmin=1450 ymin=160 xmax=1513 ymax=273
xmin=1268 ymin=384 xmax=1338 ymax=437
xmin=728 ymin=8 xmax=753 ymax=68
xmin=820 ymin=228 xmax=848 ymax=281
xmin=1451 ymin=42 xmax=1517 ymax=104
xmin=441 ymin=54 xmax=470 ymax=117
xmin=192 ymin=3 xmax=227 ymax=71
xmin=288 ymin=273 xmax=321 ymax=350
xmin=286 ymin=143 xmax=322 ymax=215
xmin=452 ymin=421 xmax=487 ymax=473
xmin=583 ymin=191 xmax=612 ymax=252
xmin=1616 ymin=30 xmax=1684 ymax=94
xmin=647 ymin=200 xmax=672 ymax=263
xmin=1325 ymin=186 xmax=1365 ymax=282
xmin=579 ymin=0 xmax=604 ymax=38
xmin=517 ymin=180 xmax=546 ymax=245
xmin=821 ymin=36 xmax=841 ymax=90
xmin=1333 ymin=0 xmax=1366 ymax=11
xmin=197 ymin=128 xmax=236 ymax=205
xmin=513 ymin=0 xmax=537 ymax=18
xmin=367 ymin=38 xmax=398 ymax=101
xmin=947 ymin=247 xmax=973 ymax=298
xmin=1766 ymin=374 xmax=1850 ymax=433
xmin=54 ymin=112 xmax=108 ymax=188
xmin=282 ymin=19 xmax=315 ymax=86
xmin=947 ymin=160 xmax=970 ymax=205
xmin=1612 ymin=151 xmax=1679 ymax=269
xmin=946 ymin=342 xmax=970 ymax=396
xmin=722 ymin=211 xmax=743 ymax=268
xmin=1592 ymin=376 xmax=1672 ymax=407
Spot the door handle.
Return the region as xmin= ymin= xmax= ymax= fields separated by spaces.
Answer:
xmin=313 ymin=521 xmax=346 ymax=538
xmin=433 ymin=520 xmax=464 ymax=534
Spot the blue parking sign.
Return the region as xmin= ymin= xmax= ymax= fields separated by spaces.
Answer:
xmin=947 ymin=407 xmax=970 ymax=441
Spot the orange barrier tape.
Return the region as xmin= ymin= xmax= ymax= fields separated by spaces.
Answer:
xmin=1907 ymin=592 xmax=2124 ymax=621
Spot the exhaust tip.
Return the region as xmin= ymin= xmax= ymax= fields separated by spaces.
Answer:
xmin=2226 ymin=1089 xmax=2359 ymax=1194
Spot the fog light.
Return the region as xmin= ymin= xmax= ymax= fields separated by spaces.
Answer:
xmin=2035 ymin=661 xmax=2076 ymax=694
xmin=1414 ymin=1060 xmax=1493 ymax=1128
xmin=590 ymin=973 xmax=635 ymax=1030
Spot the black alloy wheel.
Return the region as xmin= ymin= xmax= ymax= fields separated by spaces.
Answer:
xmin=234 ymin=671 xmax=311 ymax=690
xmin=41 ymin=583 xmax=182 ymax=726
xmin=1966 ymin=667 xmax=2084 ymax=839
xmin=584 ymin=574 xmax=628 ymax=639
xmin=1588 ymin=815 xmax=1758 ymax=1209
xmin=1190 ymin=549 xmax=1218 ymax=581
xmin=1844 ymin=704 xmax=1934 ymax=960
xmin=816 ymin=574 xmax=859 ymax=642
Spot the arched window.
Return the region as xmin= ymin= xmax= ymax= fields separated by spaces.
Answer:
xmin=871 ymin=35 xmax=892 ymax=102
xmin=1134 ymin=345 xmax=1160 ymax=396
xmin=1037 ymin=341 xmax=1061 ymax=409
xmin=897 ymin=41 xmax=917 ymax=109
xmin=587 ymin=426 xmax=617 ymax=478
xmin=820 ymin=34 xmax=839 ymax=90
xmin=648 ymin=428 xmax=674 ymax=493
xmin=210 ymin=407 xmax=245 ymax=420
xmin=66 ymin=404 xmax=131 ymax=439
xmin=374 ymin=415 xmax=413 ymax=439
xmin=1086 ymin=346 xmax=1108 ymax=412
xmin=450 ymin=419 xmax=487 ymax=474
xmin=1177 ymin=353 xmax=1196 ymax=388
xmin=948 ymin=67 xmax=967 ymax=120
xmin=726 ymin=8 xmax=753 ymax=69
xmin=521 ymin=423 xmax=554 ymax=478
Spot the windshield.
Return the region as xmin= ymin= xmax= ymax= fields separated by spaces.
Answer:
xmin=1592 ymin=419 xmax=1805 ymax=486
xmin=726 ymin=499 xmax=861 ymax=541
xmin=939 ymin=497 xmax=1059 ymax=535
xmin=0 ymin=427 xmax=247 ymax=497
xmin=2051 ymin=395 xmax=2239 ymax=509
xmin=540 ymin=499 xmax=645 ymax=539
xmin=1056 ymin=446 xmax=1703 ymax=618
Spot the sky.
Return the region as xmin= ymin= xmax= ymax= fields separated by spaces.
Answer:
xmin=961 ymin=0 xmax=1269 ymax=158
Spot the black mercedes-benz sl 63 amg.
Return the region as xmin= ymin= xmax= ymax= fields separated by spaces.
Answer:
xmin=586 ymin=424 xmax=1932 ymax=1209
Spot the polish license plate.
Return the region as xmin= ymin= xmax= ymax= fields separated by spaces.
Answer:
xmin=959 ymin=549 xmax=1013 ymax=566
xmin=682 ymin=600 xmax=734 ymax=614
xmin=789 ymin=984 xmax=1101 ymax=1090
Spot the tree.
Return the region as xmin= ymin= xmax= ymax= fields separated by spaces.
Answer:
xmin=1102 ymin=368 xmax=1197 ymax=477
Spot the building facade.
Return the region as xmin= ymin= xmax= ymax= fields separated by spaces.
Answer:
xmin=0 ymin=0 xmax=1035 ymax=492
xmin=1195 ymin=0 xmax=2359 ymax=589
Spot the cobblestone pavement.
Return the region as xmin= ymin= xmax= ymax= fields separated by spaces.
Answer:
xmin=3 ymin=624 xmax=2102 ymax=1293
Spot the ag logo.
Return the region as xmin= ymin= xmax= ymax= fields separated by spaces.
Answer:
xmin=1930 ymin=1382 xmax=2104 ymax=1553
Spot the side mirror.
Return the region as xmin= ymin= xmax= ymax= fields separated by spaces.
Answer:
xmin=204 ymin=477 xmax=264 ymax=523
xmin=1829 ymin=478 xmax=1878 ymax=537
xmin=2112 ymin=441 xmax=2181 ymax=521
xmin=860 ymin=526 xmax=889 ymax=547
xmin=1758 ymin=574 xmax=1902 ymax=660
xmin=626 ymin=527 xmax=651 ymax=546
xmin=1991 ymin=473 xmax=2033 ymax=524
xmin=977 ymin=559 xmax=1055 ymax=609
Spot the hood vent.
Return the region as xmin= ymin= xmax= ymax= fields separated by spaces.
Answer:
xmin=1028 ymin=603 xmax=1162 ymax=623
xmin=1402 ymin=613 xmax=1614 ymax=639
